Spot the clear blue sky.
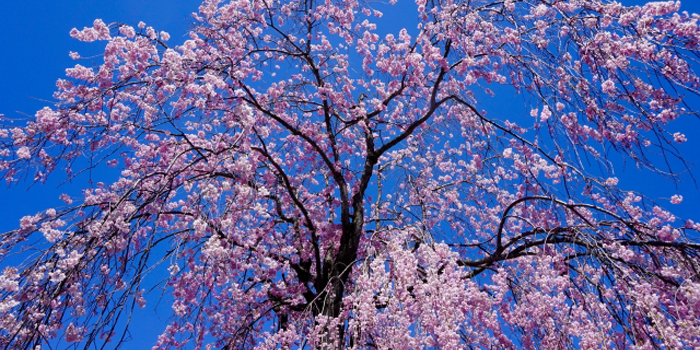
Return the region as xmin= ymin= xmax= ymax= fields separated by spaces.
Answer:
xmin=1 ymin=0 xmax=700 ymax=348
xmin=0 ymin=0 xmax=200 ymax=244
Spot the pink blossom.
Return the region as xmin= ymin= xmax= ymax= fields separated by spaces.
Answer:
xmin=0 ymin=268 xmax=19 ymax=292
xmin=119 ymin=25 xmax=136 ymax=38
xmin=16 ymin=146 xmax=31 ymax=159
xmin=59 ymin=193 xmax=73 ymax=204
xmin=601 ymin=79 xmax=616 ymax=94
xmin=605 ymin=177 xmax=619 ymax=186
xmin=1 ymin=1 xmax=700 ymax=348
xmin=503 ymin=148 xmax=513 ymax=158
xmin=670 ymin=195 xmax=683 ymax=204
xmin=540 ymin=105 xmax=552 ymax=122
xmin=65 ymin=64 xmax=95 ymax=80
xmin=560 ymin=26 xmax=570 ymax=36
xmin=0 ymin=297 xmax=19 ymax=313
xmin=531 ymin=4 xmax=549 ymax=17
xmin=69 ymin=19 xmax=110 ymax=42
xmin=673 ymin=132 xmax=687 ymax=143
xmin=65 ymin=323 xmax=84 ymax=342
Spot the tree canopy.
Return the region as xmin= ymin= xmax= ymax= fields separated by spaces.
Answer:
xmin=2 ymin=0 xmax=700 ymax=348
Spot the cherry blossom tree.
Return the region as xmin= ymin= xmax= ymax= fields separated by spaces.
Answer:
xmin=2 ymin=0 xmax=700 ymax=348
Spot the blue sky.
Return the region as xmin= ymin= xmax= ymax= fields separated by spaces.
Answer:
xmin=0 ymin=0 xmax=201 ymax=243
xmin=1 ymin=0 xmax=700 ymax=348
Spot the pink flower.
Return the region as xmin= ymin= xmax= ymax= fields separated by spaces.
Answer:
xmin=60 ymin=193 xmax=73 ymax=204
xmin=601 ymin=79 xmax=615 ymax=94
xmin=673 ymin=132 xmax=687 ymax=143
xmin=65 ymin=323 xmax=84 ymax=342
xmin=540 ymin=105 xmax=552 ymax=122
xmin=560 ymin=26 xmax=570 ymax=36
xmin=605 ymin=177 xmax=619 ymax=186
xmin=531 ymin=4 xmax=548 ymax=17
xmin=670 ymin=195 xmax=683 ymax=204
xmin=16 ymin=146 xmax=31 ymax=159
xmin=503 ymin=148 xmax=513 ymax=158
xmin=119 ymin=25 xmax=136 ymax=38
xmin=66 ymin=64 xmax=95 ymax=80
